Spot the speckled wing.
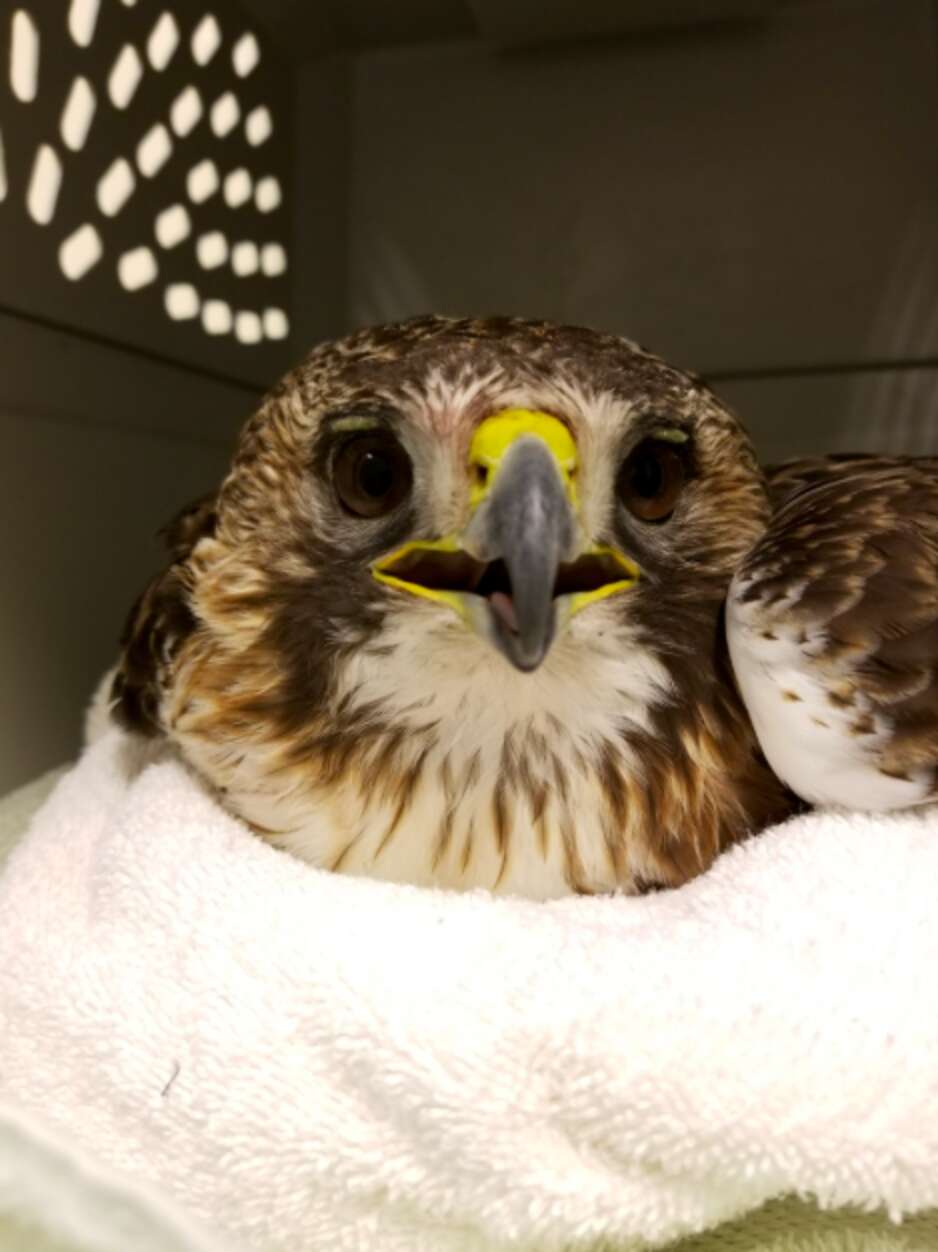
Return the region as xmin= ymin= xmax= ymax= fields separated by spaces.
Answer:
xmin=726 ymin=454 xmax=938 ymax=809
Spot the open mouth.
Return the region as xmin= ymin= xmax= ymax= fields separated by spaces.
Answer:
xmin=375 ymin=545 xmax=637 ymax=633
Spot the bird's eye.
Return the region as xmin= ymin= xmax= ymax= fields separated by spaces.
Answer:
xmin=333 ymin=432 xmax=413 ymax=518
xmin=617 ymin=438 xmax=687 ymax=523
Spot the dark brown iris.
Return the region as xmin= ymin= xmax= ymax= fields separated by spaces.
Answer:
xmin=333 ymin=433 xmax=413 ymax=518
xmin=617 ymin=438 xmax=687 ymax=523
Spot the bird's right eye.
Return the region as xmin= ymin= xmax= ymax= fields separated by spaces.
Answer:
xmin=333 ymin=432 xmax=414 ymax=519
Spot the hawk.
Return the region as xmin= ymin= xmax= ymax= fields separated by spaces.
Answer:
xmin=113 ymin=315 xmax=797 ymax=900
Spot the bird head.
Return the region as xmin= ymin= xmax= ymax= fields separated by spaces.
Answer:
xmin=113 ymin=316 xmax=777 ymax=891
xmin=218 ymin=316 xmax=766 ymax=671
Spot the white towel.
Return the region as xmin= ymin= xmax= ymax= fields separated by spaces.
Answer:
xmin=0 ymin=723 xmax=937 ymax=1252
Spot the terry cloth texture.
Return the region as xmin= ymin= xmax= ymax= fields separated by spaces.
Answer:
xmin=0 ymin=727 xmax=936 ymax=1252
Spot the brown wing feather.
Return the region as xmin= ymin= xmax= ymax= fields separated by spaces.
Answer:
xmin=111 ymin=493 xmax=217 ymax=737
xmin=743 ymin=455 xmax=938 ymax=785
xmin=763 ymin=453 xmax=938 ymax=509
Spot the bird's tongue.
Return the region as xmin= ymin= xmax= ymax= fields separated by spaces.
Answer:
xmin=489 ymin=591 xmax=519 ymax=635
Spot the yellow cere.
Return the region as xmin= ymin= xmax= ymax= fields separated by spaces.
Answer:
xmin=468 ymin=409 xmax=578 ymax=510
xmin=372 ymin=536 xmax=470 ymax=619
xmin=569 ymin=546 xmax=640 ymax=617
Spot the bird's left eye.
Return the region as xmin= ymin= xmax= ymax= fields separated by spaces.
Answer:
xmin=333 ymin=432 xmax=413 ymax=518
xmin=617 ymin=438 xmax=687 ymax=523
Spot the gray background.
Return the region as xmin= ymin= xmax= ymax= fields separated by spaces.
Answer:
xmin=2 ymin=0 xmax=936 ymax=790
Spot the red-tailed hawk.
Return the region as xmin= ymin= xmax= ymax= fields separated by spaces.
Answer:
xmin=112 ymin=315 xmax=799 ymax=899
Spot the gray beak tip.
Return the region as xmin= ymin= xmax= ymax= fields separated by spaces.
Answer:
xmin=466 ymin=435 xmax=575 ymax=672
xmin=494 ymin=622 xmax=554 ymax=673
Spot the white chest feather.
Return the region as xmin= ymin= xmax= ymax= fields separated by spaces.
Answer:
xmin=209 ymin=616 xmax=676 ymax=900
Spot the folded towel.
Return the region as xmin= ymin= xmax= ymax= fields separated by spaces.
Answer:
xmin=1 ymin=722 xmax=937 ymax=1252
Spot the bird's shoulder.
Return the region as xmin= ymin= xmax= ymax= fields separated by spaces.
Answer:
xmin=727 ymin=454 xmax=938 ymax=803
xmin=745 ymin=454 xmax=938 ymax=633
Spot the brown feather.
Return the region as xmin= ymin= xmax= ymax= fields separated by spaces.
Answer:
xmin=744 ymin=454 xmax=938 ymax=792
xmin=111 ymin=316 xmax=796 ymax=897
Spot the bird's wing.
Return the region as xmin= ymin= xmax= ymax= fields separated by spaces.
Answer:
xmin=726 ymin=456 xmax=938 ymax=808
xmin=110 ymin=492 xmax=218 ymax=737
xmin=763 ymin=452 xmax=920 ymax=508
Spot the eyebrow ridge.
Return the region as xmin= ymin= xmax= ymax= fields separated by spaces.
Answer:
xmin=322 ymin=413 xmax=392 ymax=434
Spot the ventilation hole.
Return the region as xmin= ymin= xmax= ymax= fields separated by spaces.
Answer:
xmin=196 ymin=230 xmax=227 ymax=269
xmin=155 ymin=203 xmax=190 ymax=248
xmin=0 ymin=128 xmax=7 ymax=202
xmin=234 ymin=310 xmax=262 ymax=344
xmin=170 ymin=85 xmax=202 ymax=137
xmin=137 ymin=123 xmax=172 ymax=177
xmin=26 ymin=145 xmax=62 ymax=225
xmin=147 ymin=12 xmax=179 ymax=71
xmin=223 ymin=167 xmax=251 ymax=208
xmin=232 ymin=32 xmax=260 ymax=77
xmin=186 ymin=158 xmax=218 ymax=203
xmin=60 ymin=76 xmax=96 ymax=151
xmin=59 ymin=223 xmax=103 ymax=280
xmin=165 ymin=282 xmax=199 ymax=320
xmin=231 ymin=240 xmax=258 ymax=276
xmin=191 ymin=15 xmax=221 ymax=66
xmin=118 ymin=246 xmax=158 ymax=291
xmin=210 ymin=92 xmax=240 ymax=138
xmin=68 ymin=0 xmax=100 ymax=48
xmin=263 ymin=307 xmax=289 ymax=340
xmin=260 ymin=242 xmax=287 ymax=276
xmin=97 ymin=156 xmax=135 ymax=215
xmin=202 ymin=298 xmax=231 ymax=335
xmin=254 ymin=176 xmax=281 ymax=213
xmin=10 ymin=10 xmax=39 ymax=102
xmin=245 ymin=105 xmax=272 ymax=147
xmin=108 ymin=45 xmax=143 ymax=109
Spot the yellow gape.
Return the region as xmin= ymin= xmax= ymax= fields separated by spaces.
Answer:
xmin=468 ymin=409 xmax=578 ymax=510
xmin=567 ymin=548 xmax=639 ymax=615
xmin=371 ymin=535 xmax=469 ymax=618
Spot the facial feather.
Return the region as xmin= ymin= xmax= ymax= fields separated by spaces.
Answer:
xmin=112 ymin=315 xmax=793 ymax=899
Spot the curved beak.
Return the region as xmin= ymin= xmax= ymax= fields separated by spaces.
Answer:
xmin=462 ymin=434 xmax=574 ymax=670
xmin=372 ymin=409 xmax=639 ymax=672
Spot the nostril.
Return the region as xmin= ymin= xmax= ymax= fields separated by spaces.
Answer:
xmin=473 ymin=464 xmax=489 ymax=489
